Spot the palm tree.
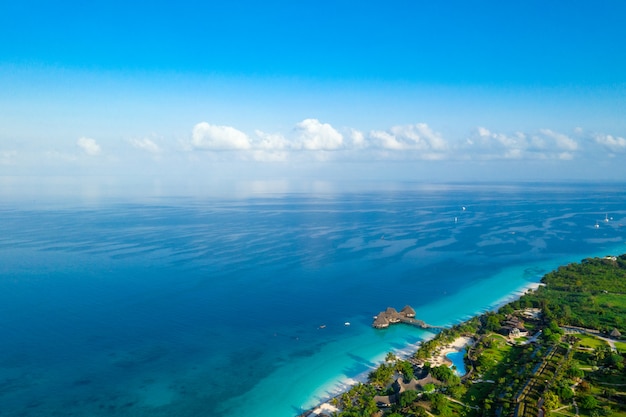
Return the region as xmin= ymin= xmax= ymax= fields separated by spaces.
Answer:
xmin=386 ymin=351 xmax=397 ymax=363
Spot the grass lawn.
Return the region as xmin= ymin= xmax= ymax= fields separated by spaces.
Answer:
xmin=475 ymin=335 xmax=514 ymax=381
xmin=615 ymin=341 xmax=626 ymax=353
xmin=575 ymin=334 xmax=610 ymax=349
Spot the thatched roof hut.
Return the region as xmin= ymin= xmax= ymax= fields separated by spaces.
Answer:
xmin=385 ymin=307 xmax=401 ymax=323
xmin=373 ymin=314 xmax=390 ymax=329
xmin=392 ymin=374 xmax=439 ymax=396
xmin=401 ymin=305 xmax=416 ymax=318
xmin=372 ymin=305 xmax=422 ymax=328
xmin=610 ymin=328 xmax=622 ymax=338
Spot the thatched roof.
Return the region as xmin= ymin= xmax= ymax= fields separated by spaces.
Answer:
xmin=373 ymin=314 xmax=390 ymax=328
xmin=381 ymin=307 xmax=399 ymax=323
xmin=418 ymin=373 xmax=440 ymax=386
xmin=610 ymin=328 xmax=622 ymax=338
xmin=373 ymin=394 xmax=396 ymax=407
xmin=401 ymin=305 xmax=416 ymax=318
xmin=372 ymin=305 xmax=420 ymax=328
xmin=391 ymin=374 xmax=439 ymax=396
xmin=385 ymin=307 xmax=399 ymax=315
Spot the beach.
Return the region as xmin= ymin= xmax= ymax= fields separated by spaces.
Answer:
xmin=428 ymin=336 xmax=474 ymax=368
xmin=298 ymin=278 xmax=602 ymax=416
xmin=300 ymin=335 xmax=474 ymax=416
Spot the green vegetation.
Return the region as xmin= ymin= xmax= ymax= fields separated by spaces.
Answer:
xmin=577 ymin=334 xmax=610 ymax=349
xmin=521 ymin=256 xmax=626 ymax=335
xmin=305 ymin=255 xmax=626 ymax=417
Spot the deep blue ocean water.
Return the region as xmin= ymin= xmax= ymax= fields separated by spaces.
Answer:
xmin=1 ymin=182 xmax=625 ymax=416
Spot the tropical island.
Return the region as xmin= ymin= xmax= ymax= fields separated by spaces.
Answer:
xmin=300 ymin=255 xmax=626 ymax=417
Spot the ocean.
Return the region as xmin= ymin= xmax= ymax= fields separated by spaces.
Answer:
xmin=1 ymin=181 xmax=625 ymax=417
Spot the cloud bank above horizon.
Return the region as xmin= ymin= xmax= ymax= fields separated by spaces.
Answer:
xmin=134 ymin=119 xmax=626 ymax=161
xmin=2 ymin=117 xmax=625 ymax=182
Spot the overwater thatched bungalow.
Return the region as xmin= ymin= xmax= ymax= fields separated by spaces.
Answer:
xmin=373 ymin=305 xmax=424 ymax=329
xmin=385 ymin=307 xmax=401 ymax=323
xmin=401 ymin=305 xmax=416 ymax=318
xmin=373 ymin=314 xmax=390 ymax=329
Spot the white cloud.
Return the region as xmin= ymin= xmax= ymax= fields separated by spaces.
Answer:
xmin=192 ymin=122 xmax=251 ymax=150
xmin=294 ymin=119 xmax=343 ymax=150
xmin=477 ymin=126 xmax=491 ymax=137
xmin=369 ymin=130 xmax=404 ymax=150
xmin=254 ymin=130 xmax=289 ymax=150
xmin=538 ymin=129 xmax=578 ymax=151
xmin=349 ymin=129 xmax=366 ymax=148
xmin=594 ymin=133 xmax=626 ymax=153
xmin=182 ymin=120 xmax=597 ymax=166
xmin=408 ymin=123 xmax=448 ymax=151
xmin=77 ymin=137 xmax=101 ymax=156
xmin=248 ymin=130 xmax=290 ymax=161
xmin=467 ymin=127 xmax=578 ymax=160
xmin=475 ymin=127 xmax=524 ymax=149
xmin=369 ymin=123 xmax=448 ymax=154
xmin=130 ymin=138 xmax=161 ymax=153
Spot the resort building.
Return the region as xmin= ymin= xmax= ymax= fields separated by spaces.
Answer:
xmin=499 ymin=315 xmax=529 ymax=339
xmin=401 ymin=305 xmax=416 ymax=318
xmin=373 ymin=314 xmax=390 ymax=329
xmin=372 ymin=305 xmax=419 ymax=328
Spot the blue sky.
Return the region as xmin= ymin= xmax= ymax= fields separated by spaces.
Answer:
xmin=1 ymin=0 xmax=626 ymax=190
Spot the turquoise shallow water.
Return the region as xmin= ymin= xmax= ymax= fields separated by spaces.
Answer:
xmin=1 ymin=182 xmax=625 ymax=416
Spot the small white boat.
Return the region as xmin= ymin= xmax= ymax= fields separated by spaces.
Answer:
xmin=344 ymin=322 xmax=351 ymax=326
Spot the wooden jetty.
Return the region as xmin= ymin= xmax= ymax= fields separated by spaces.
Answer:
xmin=372 ymin=305 xmax=444 ymax=330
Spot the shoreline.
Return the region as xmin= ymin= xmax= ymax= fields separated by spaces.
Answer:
xmin=301 ymin=335 xmax=474 ymax=417
xmin=487 ymin=282 xmax=543 ymax=313
xmin=299 ymin=280 xmax=541 ymax=416
xmin=428 ymin=336 xmax=473 ymax=368
xmin=298 ymin=245 xmax=626 ymax=417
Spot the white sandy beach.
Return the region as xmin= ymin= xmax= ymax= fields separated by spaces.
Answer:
xmin=302 ymin=335 xmax=473 ymax=416
xmin=487 ymin=282 xmax=544 ymax=313
xmin=307 ymin=403 xmax=339 ymax=416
